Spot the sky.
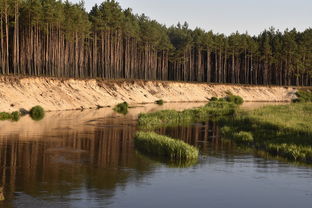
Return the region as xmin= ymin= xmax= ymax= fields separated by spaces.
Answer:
xmin=72 ymin=0 xmax=312 ymax=35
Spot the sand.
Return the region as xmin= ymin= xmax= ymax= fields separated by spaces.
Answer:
xmin=0 ymin=76 xmax=300 ymax=112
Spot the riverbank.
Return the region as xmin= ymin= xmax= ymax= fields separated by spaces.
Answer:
xmin=0 ymin=76 xmax=302 ymax=112
xmin=220 ymin=103 xmax=312 ymax=163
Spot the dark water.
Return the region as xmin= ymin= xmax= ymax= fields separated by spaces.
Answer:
xmin=0 ymin=104 xmax=312 ymax=208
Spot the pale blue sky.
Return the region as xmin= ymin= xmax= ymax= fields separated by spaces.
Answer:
xmin=73 ymin=0 xmax=311 ymax=35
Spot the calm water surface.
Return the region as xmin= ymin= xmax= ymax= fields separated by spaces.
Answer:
xmin=0 ymin=103 xmax=311 ymax=208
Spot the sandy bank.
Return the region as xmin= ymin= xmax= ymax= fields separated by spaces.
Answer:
xmin=0 ymin=76 xmax=301 ymax=112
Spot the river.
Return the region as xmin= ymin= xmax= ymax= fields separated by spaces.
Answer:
xmin=0 ymin=103 xmax=311 ymax=208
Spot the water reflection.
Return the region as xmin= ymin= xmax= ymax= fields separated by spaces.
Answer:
xmin=0 ymin=103 xmax=311 ymax=208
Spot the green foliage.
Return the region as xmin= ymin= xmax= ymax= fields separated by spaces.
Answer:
xmin=219 ymin=103 xmax=312 ymax=163
xmin=138 ymin=101 xmax=238 ymax=130
xmin=155 ymin=99 xmax=164 ymax=105
xmin=266 ymin=143 xmax=312 ymax=162
xmin=233 ymin=131 xmax=254 ymax=144
xmin=2 ymin=0 xmax=312 ymax=86
xmin=210 ymin=97 xmax=218 ymax=101
xmin=30 ymin=105 xmax=45 ymax=121
xmin=225 ymin=95 xmax=244 ymax=105
xmin=113 ymin=102 xmax=129 ymax=114
xmin=11 ymin=111 xmax=20 ymax=121
xmin=0 ymin=111 xmax=20 ymax=121
xmin=134 ymin=131 xmax=199 ymax=161
xmin=0 ymin=112 xmax=13 ymax=121
xmin=293 ymin=90 xmax=312 ymax=103
xmin=220 ymin=126 xmax=232 ymax=137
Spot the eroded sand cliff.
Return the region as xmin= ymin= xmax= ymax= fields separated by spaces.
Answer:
xmin=0 ymin=76 xmax=299 ymax=112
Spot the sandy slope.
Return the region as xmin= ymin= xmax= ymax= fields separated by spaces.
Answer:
xmin=0 ymin=76 xmax=300 ymax=112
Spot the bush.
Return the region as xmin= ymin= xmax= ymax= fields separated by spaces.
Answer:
xmin=155 ymin=99 xmax=164 ymax=105
xmin=11 ymin=111 xmax=20 ymax=121
xmin=220 ymin=126 xmax=232 ymax=137
xmin=134 ymin=131 xmax=199 ymax=161
xmin=0 ymin=112 xmax=12 ymax=120
xmin=293 ymin=90 xmax=312 ymax=103
xmin=30 ymin=105 xmax=45 ymax=121
xmin=210 ymin=97 xmax=218 ymax=101
xmin=0 ymin=111 xmax=20 ymax=121
xmin=225 ymin=95 xmax=244 ymax=105
xmin=233 ymin=131 xmax=254 ymax=144
xmin=113 ymin=102 xmax=129 ymax=115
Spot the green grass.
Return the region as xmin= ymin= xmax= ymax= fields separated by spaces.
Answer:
xmin=134 ymin=131 xmax=199 ymax=161
xmin=135 ymin=95 xmax=244 ymax=166
xmin=155 ymin=99 xmax=164 ymax=105
xmin=210 ymin=97 xmax=219 ymax=101
xmin=265 ymin=143 xmax=312 ymax=162
xmin=225 ymin=95 xmax=244 ymax=105
xmin=30 ymin=105 xmax=45 ymax=121
xmin=113 ymin=102 xmax=129 ymax=115
xmin=0 ymin=111 xmax=20 ymax=121
xmin=219 ymin=103 xmax=312 ymax=163
xmin=233 ymin=131 xmax=254 ymax=144
xmin=138 ymin=100 xmax=238 ymax=130
xmin=0 ymin=112 xmax=12 ymax=120
xmin=293 ymin=89 xmax=312 ymax=103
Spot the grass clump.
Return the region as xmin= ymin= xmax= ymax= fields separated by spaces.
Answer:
xmin=30 ymin=105 xmax=45 ymax=121
xmin=113 ymin=102 xmax=129 ymax=115
xmin=210 ymin=97 xmax=218 ymax=101
xmin=233 ymin=131 xmax=254 ymax=144
xmin=225 ymin=95 xmax=244 ymax=105
xmin=219 ymin=103 xmax=312 ymax=164
xmin=266 ymin=143 xmax=312 ymax=162
xmin=11 ymin=111 xmax=20 ymax=121
xmin=138 ymin=101 xmax=238 ymax=130
xmin=0 ymin=111 xmax=20 ymax=121
xmin=134 ymin=131 xmax=199 ymax=161
xmin=293 ymin=89 xmax=312 ymax=103
xmin=155 ymin=99 xmax=164 ymax=105
xmin=220 ymin=126 xmax=232 ymax=137
xmin=0 ymin=112 xmax=12 ymax=120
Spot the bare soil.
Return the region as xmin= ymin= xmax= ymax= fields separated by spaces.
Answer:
xmin=0 ymin=76 xmax=301 ymax=112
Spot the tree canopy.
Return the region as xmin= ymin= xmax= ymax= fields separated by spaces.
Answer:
xmin=0 ymin=0 xmax=311 ymax=86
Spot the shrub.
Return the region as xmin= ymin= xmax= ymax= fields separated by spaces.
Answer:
xmin=155 ymin=99 xmax=164 ymax=105
xmin=293 ymin=90 xmax=312 ymax=103
xmin=11 ymin=111 xmax=20 ymax=121
xmin=233 ymin=131 xmax=254 ymax=144
xmin=220 ymin=126 xmax=232 ymax=137
xmin=134 ymin=131 xmax=199 ymax=161
xmin=225 ymin=95 xmax=244 ymax=105
xmin=0 ymin=111 xmax=20 ymax=121
xmin=113 ymin=102 xmax=129 ymax=115
xmin=30 ymin=105 xmax=45 ymax=121
xmin=210 ymin=97 xmax=218 ymax=101
xmin=0 ymin=112 xmax=12 ymax=120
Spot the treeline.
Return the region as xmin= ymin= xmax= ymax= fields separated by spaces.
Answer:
xmin=0 ymin=0 xmax=312 ymax=86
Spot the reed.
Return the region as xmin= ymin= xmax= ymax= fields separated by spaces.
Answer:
xmin=219 ymin=103 xmax=312 ymax=163
xmin=134 ymin=131 xmax=199 ymax=161
xmin=138 ymin=100 xmax=238 ymax=130
xmin=293 ymin=89 xmax=312 ymax=103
